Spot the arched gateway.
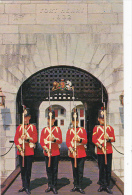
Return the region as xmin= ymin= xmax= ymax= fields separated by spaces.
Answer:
xmin=16 ymin=66 xmax=108 ymax=159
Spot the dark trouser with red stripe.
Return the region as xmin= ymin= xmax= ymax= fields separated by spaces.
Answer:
xmin=45 ymin=155 xmax=59 ymax=188
xmin=98 ymin=153 xmax=112 ymax=188
xmin=71 ymin=157 xmax=85 ymax=189
xmin=19 ymin=155 xmax=33 ymax=190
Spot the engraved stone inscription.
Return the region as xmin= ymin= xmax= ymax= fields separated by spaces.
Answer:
xmin=36 ymin=4 xmax=87 ymax=24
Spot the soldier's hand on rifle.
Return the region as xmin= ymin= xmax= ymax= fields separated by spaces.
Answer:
xmin=49 ymin=136 xmax=54 ymax=142
xmin=47 ymin=150 xmax=51 ymax=157
xmin=21 ymin=134 xmax=27 ymax=140
xmin=101 ymin=147 xmax=105 ymax=154
xmin=74 ymin=135 xmax=80 ymax=142
xmin=20 ymin=151 xmax=24 ymax=157
xmin=102 ymin=146 xmax=107 ymax=154
xmin=72 ymin=151 xmax=76 ymax=158
xmin=104 ymin=134 xmax=109 ymax=140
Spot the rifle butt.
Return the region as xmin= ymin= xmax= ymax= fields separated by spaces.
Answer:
xmin=48 ymin=156 xmax=51 ymax=167
xmin=22 ymin=156 xmax=24 ymax=167
xmin=74 ymin=156 xmax=77 ymax=168
xmin=105 ymin=153 xmax=107 ymax=165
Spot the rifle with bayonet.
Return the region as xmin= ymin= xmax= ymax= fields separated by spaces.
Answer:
xmin=48 ymin=83 xmax=52 ymax=167
xmin=48 ymin=111 xmax=52 ymax=167
xmin=103 ymin=102 xmax=107 ymax=165
xmin=73 ymin=111 xmax=77 ymax=168
xmin=22 ymin=105 xmax=25 ymax=167
xmin=21 ymin=87 xmax=25 ymax=167
xmin=101 ymin=85 xmax=107 ymax=165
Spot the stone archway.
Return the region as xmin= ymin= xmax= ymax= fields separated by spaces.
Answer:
xmin=16 ymin=65 xmax=108 ymax=159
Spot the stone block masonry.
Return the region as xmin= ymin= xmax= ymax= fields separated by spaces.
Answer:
xmin=0 ymin=0 xmax=123 ymax=182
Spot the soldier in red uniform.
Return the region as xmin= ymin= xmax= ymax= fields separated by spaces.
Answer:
xmin=92 ymin=107 xmax=115 ymax=194
xmin=14 ymin=108 xmax=38 ymax=194
xmin=40 ymin=110 xmax=62 ymax=194
xmin=66 ymin=110 xmax=87 ymax=194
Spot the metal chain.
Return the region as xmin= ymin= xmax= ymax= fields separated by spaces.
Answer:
xmin=89 ymin=141 xmax=124 ymax=155
xmin=0 ymin=142 xmax=14 ymax=157
xmin=0 ymin=141 xmax=124 ymax=157
xmin=112 ymin=143 xmax=124 ymax=155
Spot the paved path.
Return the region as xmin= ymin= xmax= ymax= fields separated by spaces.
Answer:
xmin=4 ymin=160 xmax=122 ymax=195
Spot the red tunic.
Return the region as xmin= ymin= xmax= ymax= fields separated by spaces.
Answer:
xmin=66 ymin=127 xmax=87 ymax=158
xmin=92 ymin=125 xmax=115 ymax=154
xmin=14 ymin=124 xmax=38 ymax=156
xmin=40 ymin=126 xmax=62 ymax=156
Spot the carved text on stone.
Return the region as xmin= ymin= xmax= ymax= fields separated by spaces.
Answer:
xmin=36 ymin=4 xmax=87 ymax=24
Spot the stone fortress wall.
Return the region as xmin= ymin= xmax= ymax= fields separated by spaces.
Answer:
xmin=0 ymin=0 xmax=123 ymax=182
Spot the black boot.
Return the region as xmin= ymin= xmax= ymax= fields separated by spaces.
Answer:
xmin=105 ymin=187 xmax=113 ymax=194
xmin=53 ymin=188 xmax=58 ymax=194
xmin=98 ymin=186 xmax=104 ymax=192
xmin=78 ymin=188 xmax=85 ymax=194
xmin=45 ymin=187 xmax=52 ymax=192
xmin=18 ymin=187 xmax=26 ymax=192
xmin=70 ymin=187 xmax=77 ymax=192
xmin=25 ymin=189 xmax=31 ymax=194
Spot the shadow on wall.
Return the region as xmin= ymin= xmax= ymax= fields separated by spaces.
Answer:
xmin=1 ymin=107 xmax=12 ymax=130
xmin=119 ymin=107 xmax=124 ymax=129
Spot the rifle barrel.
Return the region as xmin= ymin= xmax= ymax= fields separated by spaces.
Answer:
xmin=74 ymin=112 xmax=77 ymax=168
xmin=104 ymin=108 xmax=107 ymax=165
xmin=48 ymin=112 xmax=52 ymax=167
xmin=22 ymin=108 xmax=25 ymax=167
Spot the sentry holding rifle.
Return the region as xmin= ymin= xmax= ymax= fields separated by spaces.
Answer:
xmin=40 ymin=109 xmax=62 ymax=194
xmin=66 ymin=109 xmax=87 ymax=194
xmin=14 ymin=107 xmax=38 ymax=194
xmin=92 ymin=107 xmax=115 ymax=194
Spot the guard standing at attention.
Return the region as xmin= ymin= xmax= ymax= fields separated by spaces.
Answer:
xmin=92 ymin=107 xmax=115 ymax=194
xmin=66 ymin=109 xmax=87 ymax=194
xmin=14 ymin=107 xmax=38 ymax=194
xmin=40 ymin=109 xmax=62 ymax=194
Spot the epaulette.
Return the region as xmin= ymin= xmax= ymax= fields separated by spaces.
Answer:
xmin=30 ymin=123 xmax=36 ymax=126
xmin=19 ymin=123 xmax=35 ymax=126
